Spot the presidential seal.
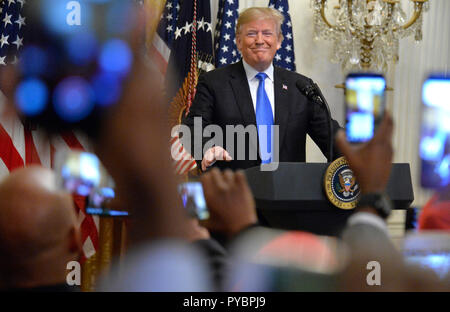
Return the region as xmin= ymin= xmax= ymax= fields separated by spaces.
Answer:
xmin=323 ymin=157 xmax=360 ymax=210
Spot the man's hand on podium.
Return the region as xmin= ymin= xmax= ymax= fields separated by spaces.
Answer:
xmin=201 ymin=168 xmax=257 ymax=238
xmin=202 ymin=147 xmax=233 ymax=171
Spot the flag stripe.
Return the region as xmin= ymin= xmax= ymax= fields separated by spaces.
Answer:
xmin=176 ymin=158 xmax=197 ymax=175
xmin=80 ymin=216 xmax=99 ymax=250
xmin=149 ymin=44 xmax=169 ymax=76
xmin=0 ymin=116 xmax=25 ymax=161
xmin=170 ymin=135 xmax=197 ymax=174
xmin=0 ymin=160 xmax=8 ymax=180
xmin=24 ymin=128 xmax=42 ymax=165
xmin=60 ymin=132 xmax=85 ymax=150
xmin=31 ymin=130 xmax=51 ymax=168
xmin=0 ymin=123 xmax=24 ymax=171
xmin=152 ymin=33 xmax=171 ymax=62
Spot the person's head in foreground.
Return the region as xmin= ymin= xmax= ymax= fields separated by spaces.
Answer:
xmin=0 ymin=166 xmax=81 ymax=290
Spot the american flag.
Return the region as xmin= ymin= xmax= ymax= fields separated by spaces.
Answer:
xmin=151 ymin=0 xmax=214 ymax=175
xmin=149 ymin=0 xmax=198 ymax=175
xmin=268 ymin=0 xmax=296 ymax=71
xmin=149 ymin=0 xmax=180 ymax=77
xmin=166 ymin=0 xmax=214 ymax=101
xmin=0 ymin=0 xmax=98 ymax=263
xmin=214 ymin=0 xmax=240 ymax=68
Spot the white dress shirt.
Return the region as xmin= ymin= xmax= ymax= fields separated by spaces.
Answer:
xmin=242 ymin=60 xmax=275 ymax=120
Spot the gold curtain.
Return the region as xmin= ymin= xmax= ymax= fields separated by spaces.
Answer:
xmin=81 ymin=218 xmax=128 ymax=291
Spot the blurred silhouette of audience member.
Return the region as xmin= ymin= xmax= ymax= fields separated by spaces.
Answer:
xmin=335 ymin=113 xmax=447 ymax=291
xmin=201 ymin=169 xmax=258 ymax=241
xmin=0 ymin=166 xmax=82 ymax=291
xmin=91 ymin=11 xmax=219 ymax=290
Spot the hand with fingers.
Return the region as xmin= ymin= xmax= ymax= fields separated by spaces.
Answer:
xmin=184 ymin=217 xmax=211 ymax=242
xmin=335 ymin=113 xmax=394 ymax=194
xmin=200 ymin=168 xmax=257 ymax=238
xmin=202 ymin=146 xmax=233 ymax=171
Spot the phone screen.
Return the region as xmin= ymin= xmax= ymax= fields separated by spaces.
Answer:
xmin=85 ymin=186 xmax=129 ymax=217
xmin=419 ymin=75 xmax=450 ymax=188
xmin=55 ymin=150 xmax=102 ymax=196
xmin=54 ymin=150 xmax=128 ymax=217
xmin=345 ymin=73 xmax=386 ymax=143
xmin=178 ymin=182 xmax=209 ymax=220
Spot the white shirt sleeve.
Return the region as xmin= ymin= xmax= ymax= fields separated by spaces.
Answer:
xmin=347 ymin=212 xmax=389 ymax=235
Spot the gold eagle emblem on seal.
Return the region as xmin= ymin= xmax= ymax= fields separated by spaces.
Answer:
xmin=323 ymin=157 xmax=360 ymax=210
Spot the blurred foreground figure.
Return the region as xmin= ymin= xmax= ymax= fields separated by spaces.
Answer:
xmin=219 ymin=114 xmax=448 ymax=291
xmin=0 ymin=166 xmax=81 ymax=291
xmin=0 ymin=1 xmax=216 ymax=291
xmin=336 ymin=114 xmax=448 ymax=291
xmin=94 ymin=57 xmax=215 ymax=291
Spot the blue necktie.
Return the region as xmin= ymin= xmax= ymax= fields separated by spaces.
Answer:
xmin=255 ymin=72 xmax=274 ymax=164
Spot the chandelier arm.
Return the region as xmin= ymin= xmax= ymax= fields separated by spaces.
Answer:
xmin=401 ymin=1 xmax=424 ymax=30
xmin=320 ymin=0 xmax=338 ymax=29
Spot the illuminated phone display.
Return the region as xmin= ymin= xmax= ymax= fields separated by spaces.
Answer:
xmin=178 ymin=182 xmax=209 ymax=220
xmin=420 ymin=75 xmax=450 ymax=188
xmin=345 ymin=73 xmax=386 ymax=143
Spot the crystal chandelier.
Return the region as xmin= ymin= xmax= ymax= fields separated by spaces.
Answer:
xmin=311 ymin=0 xmax=430 ymax=74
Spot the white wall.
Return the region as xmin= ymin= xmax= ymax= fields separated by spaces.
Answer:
xmin=391 ymin=0 xmax=450 ymax=206
xmin=211 ymin=0 xmax=450 ymax=206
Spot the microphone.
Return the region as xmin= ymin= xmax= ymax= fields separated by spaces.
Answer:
xmin=296 ymin=79 xmax=334 ymax=162
xmin=296 ymin=79 xmax=322 ymax=104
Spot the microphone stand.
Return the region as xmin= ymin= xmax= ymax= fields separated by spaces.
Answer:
xmin=311 ymin=83 xmax=333 ymax=162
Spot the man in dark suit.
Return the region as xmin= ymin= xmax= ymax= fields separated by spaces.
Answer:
xmin=183 ymin=7 xmax=341 ymax=171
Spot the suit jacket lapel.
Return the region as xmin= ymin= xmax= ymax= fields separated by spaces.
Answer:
xmin=274 ymin=66 xmax=290 ymax=150
xmin=229 ymin=61 xmax=257 ymax=126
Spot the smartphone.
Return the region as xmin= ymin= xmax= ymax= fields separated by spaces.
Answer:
xmin=419 ymin=75 xmax=450 ymax=189
xmin=54 ymin=150 xmax=103 ymax=196
xmin=86 ymin=186 xmax=129 ymax=217
xmin=16 ymin=0 xmax=139 ymax=137
xmin=178 ymin=182 xmax=209 ymax=220
xmin=345 ymin=73 xmax=386 ymax=143
xmin=54 ymin=150 xmax=128 ymax=217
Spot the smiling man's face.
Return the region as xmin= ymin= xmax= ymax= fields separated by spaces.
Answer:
xmin=236 ymin=18 xmax=282 ymax=72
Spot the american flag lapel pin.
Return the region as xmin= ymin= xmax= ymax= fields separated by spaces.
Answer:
xmin=282 ymin=84 xmax=288 ymax=91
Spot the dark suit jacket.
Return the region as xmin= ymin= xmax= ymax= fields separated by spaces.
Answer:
xmin=182 ymin=61 xmax=341 ymax=171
